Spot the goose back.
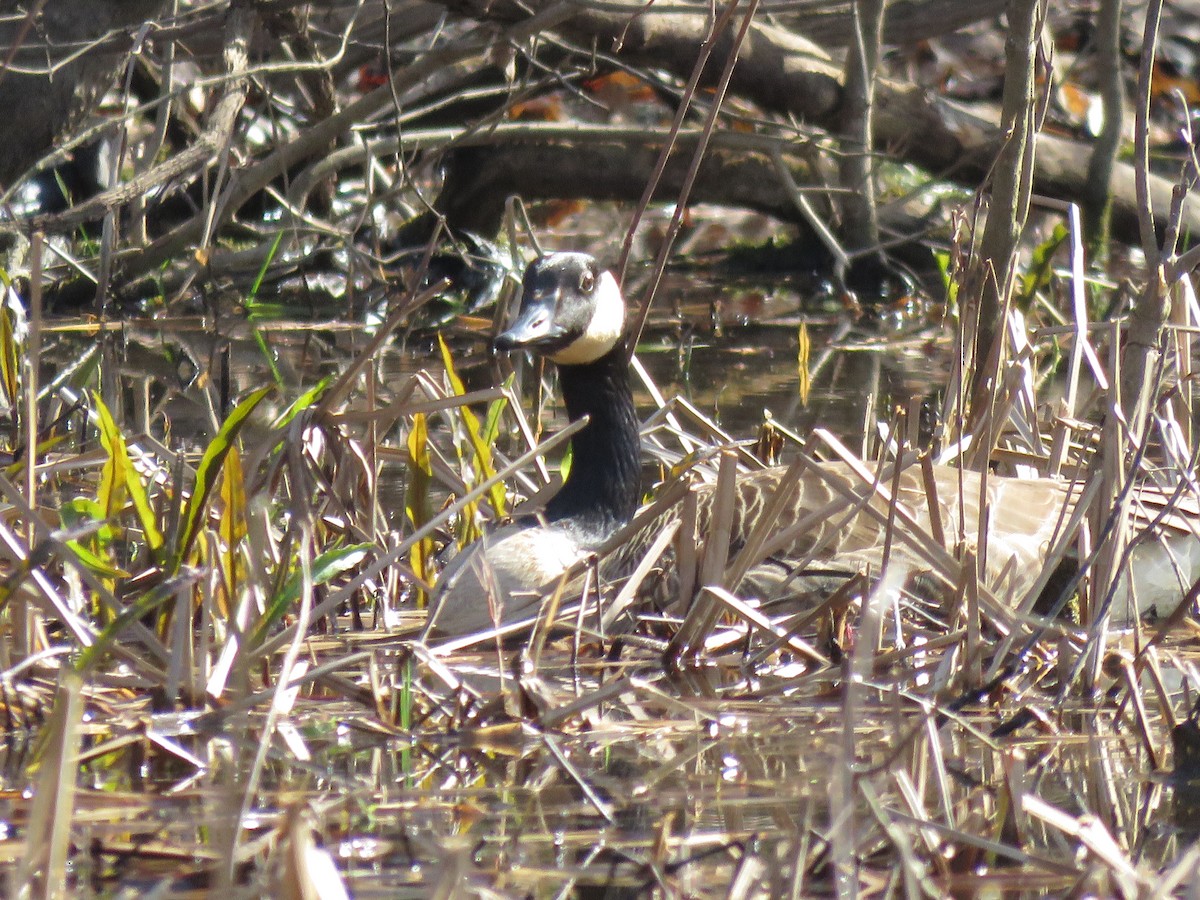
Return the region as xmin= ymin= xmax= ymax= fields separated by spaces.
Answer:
xmin=603 ymin=462 xmax=1081 ymax=610
xmin=602 ymin=459 xmax=1200 ymax=623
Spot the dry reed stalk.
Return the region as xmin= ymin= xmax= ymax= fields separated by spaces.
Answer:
xmin=543 ymin=731 xmax=616 ymax=822
xmin=667 ymin=450 xmax=739 ymax=658
xmin=1155 ymin=843 xmax=1200 ymax=894
xmin=746 ymin=571 xmax=864 ymax=666
xmin=526 ymin=565 xmax=583 ymax=667
xmin=1136 ymin=647 xmax=1177 ymax=731
xmin=349 ymin=382 xmax=507 ymax=429
xmin=878 ymin=440 xmax=909 ymax=577
xmin=204 ymin=648 xmax=380 ymax=723
xmin=498 ymin=378 xmax=556 ymax=487
xmin=964 ymin=551 xmax=982 ymax=688
xmin=1173 ymin=277 xmax=1196 ymax=450
xmin=1119 ymin=655 xmax=1159 ymax=768
xmin=602 ymin=517 xmax=680 ymax=631
xmin=538 ymin=674 xmax=642 ymax=730
xmin=918 ymin=452 xmax=947 ymax=552
xmin=698 ymin=585 xmax=828 ymax=665
xmin=721 ymin=458 xmax=804 ymax=588
xmin=16 ymin=668 xmax=82 ymax=898
xmin=872 ymin=629 xmax=965 ymax=673
xmin=832 ymin=565 xmax=905 ymax=895
xmin=18 ymin=231 xmax=43 ymax=663
xmin=1023 ymin=794 xmax=1147 ymax=894
xmin=862 ymin=778 xmax=930 ymax=895
xmin=675 ymin=486 xmax=700 ymax=614
xmin=962 ymin=315 xmax=1040 ymax=469
xmin=1004 ymin=748 xmax=1030 ymax=843
xmin=275 ymin=804 xmax=351 ymax=900
xmin=646 ymin=395 xmax=766 ymax=472
xmin=314 ymin=277 xmax=444 ymax=413
xmin=809 ymin=436 xmax=969 ymax=592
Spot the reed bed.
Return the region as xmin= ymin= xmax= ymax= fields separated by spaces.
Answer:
xmin=2 ymin=203 xmax=1200 ymax=897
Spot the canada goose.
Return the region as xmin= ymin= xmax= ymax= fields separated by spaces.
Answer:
xmin=425 ymin=252 xmax=1200 ymax=640
xmin=424 ymin=252 xmax=640 ymax=638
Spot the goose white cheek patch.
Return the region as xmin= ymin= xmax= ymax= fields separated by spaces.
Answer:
xmin=549 ymin=271 xmax=626 ymax=365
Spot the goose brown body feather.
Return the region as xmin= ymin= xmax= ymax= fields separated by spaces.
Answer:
xmin=604 ymin=462 xmax=1083 ymax=611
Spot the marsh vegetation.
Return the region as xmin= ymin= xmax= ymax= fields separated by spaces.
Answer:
xmin=2 ymin=0 xmax=1200 ymax=896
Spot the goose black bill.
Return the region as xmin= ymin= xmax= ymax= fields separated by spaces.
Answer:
xmin=494 ymin=291 xmax=570 ymax=353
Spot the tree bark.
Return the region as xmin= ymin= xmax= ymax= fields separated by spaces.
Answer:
xmin=837 ymin=0 xmax=886 ymax=259
xmin=433 ymin=0 xmax=1200 ymax=249
xmin=0 ymin=0 xmax=171 ymax=188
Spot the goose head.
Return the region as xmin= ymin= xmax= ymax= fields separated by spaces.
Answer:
xmin=495 ymin=252 xmax=627 ymax=365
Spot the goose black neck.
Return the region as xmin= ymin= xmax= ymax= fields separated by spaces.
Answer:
xmin=545 ymin=341 xmax=640 ymax=536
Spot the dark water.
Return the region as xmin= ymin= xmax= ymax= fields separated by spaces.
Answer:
xmin=50 ymin=274 xmax=943 ymax=449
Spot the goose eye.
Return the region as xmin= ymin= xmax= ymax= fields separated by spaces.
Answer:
xmin=579 ymin=269 xmax=595 ymax=293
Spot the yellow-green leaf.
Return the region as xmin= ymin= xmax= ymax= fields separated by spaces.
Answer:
xmin=219 ymin=446 xmax=247 ymax=550
xmin=94 ymin=395 xmax=163 ymax=551
xmin=93 ymin=397 xmax=125 ymax=522
xmin=438 ymin=335 xmax=506 ymax=516
xmin=406 ymin=413 xmax=435 ymax=600
xmin=797 ymin=321 xmax=811 ymax=407
xmin=65 ymin=540 xmax=131 ymax=579
xmin=171 ymin=386 xmax=272 ymax=573
xmin=217 ymin=445 xmax=248 ymax=619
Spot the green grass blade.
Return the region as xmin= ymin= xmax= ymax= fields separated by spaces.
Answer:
xmin=94 ymin=394 xmax=164 ymax=552
xmin=76 ymin=574 xmax=195 ymax=672
xmin=438 ymin=335 xmax=507 ymax=516
xmin=0 ymin=303 xmax=18 ymax=409
xmin=271 ymin=376 xmax=331 ymax=430
xmin=64 ymin=540 xmax=131 ymax=579
xmin=1018 ymin=222 xmax=1068 ymax=309
xmin=171 ymin=386 xmax=273 ymax=573
xmin=249 ymin=543 xmax=372 ymax=646
xmin=246 ymin=231 xmax=286 ymax=385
